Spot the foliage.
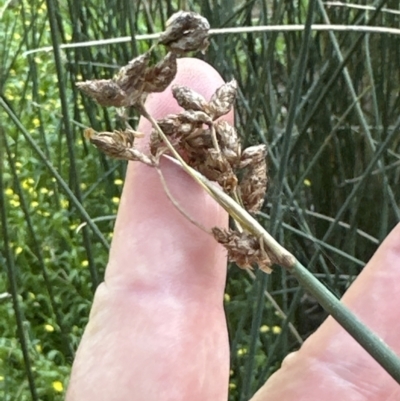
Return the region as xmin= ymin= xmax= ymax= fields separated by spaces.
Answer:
xmin=1 ymin=0 xmax=400 ymax=400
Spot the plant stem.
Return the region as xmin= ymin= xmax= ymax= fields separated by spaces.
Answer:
xmin=166 ymin=156 xmax=400 ymax=385
xmin=290 ymin=259 xmax=400 ymax=383
xmin=145 ymin=103 xmax=400 ymax=385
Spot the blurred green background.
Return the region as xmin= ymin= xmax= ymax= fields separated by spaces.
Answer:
xmin=1 ymin=0 xmax=400 ymax=399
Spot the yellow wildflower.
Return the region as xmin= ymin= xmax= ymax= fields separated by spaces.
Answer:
xmin=44 ymin=324 xmax=54 ymax=332
xmin=52 ymin=381 xmax=63 ymax=392
xmin=10 ymin=199 xmax=20 ymax=208
xmin=60 ymin=199 xmax=69 ymax=209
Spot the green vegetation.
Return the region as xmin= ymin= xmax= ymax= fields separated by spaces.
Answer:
xmin=1 ymin=0 xmax=400 ymax=400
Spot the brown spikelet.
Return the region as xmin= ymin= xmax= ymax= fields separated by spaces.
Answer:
xmin=117 ymin=52 xmax=150 ymax=86
xmin=149 ymin=111 xmax=213 ymax=157
xmin=184 ymin=127 xmax=213 ymax=151
xmin=143 ymin=52 xmax=177 ymax=93
xmin=85 ymin=128 xmax=155 ymax=166
xmin=196 ymin=149 xmax=238 ymax=192
xmin=212 ymin=227 xmax=274 ymax=272
xmin=239 ymin=144 xmax=268 ymax=213
xmin=177 ymin=110 xmax=213 ymax=126
xmin=172 ymin=84 xmax=208 ymax=112
xmin=114 ymin=52 xmax=151 ymax=106
xmin=214 ymin=120 xmax=241 ymax=168
xmin=207 ymin=80 xmax=237 ymax=120
xmin=159 ymin=11 xmax=210 ymax=54
xmin=76 ymin=80 xmax=127 ymax=108
xmin=77 ymin=52 xmax=151 ymax=108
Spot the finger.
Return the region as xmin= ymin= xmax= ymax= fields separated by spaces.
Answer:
xmin=66 ymin=58 xmax=233 ymax=401
xmin=251 ymin=222 xmax=400 ymax=401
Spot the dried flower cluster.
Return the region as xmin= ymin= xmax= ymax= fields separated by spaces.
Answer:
xmin=77 ymin=11 xmax=273 ymax=272
xmin=212 ymin=228 xmax=275 ymax=273
xmin=150 ymin=81 xmax=268 ymax=208
xmin=76 ymin=42 xmax=178 ymax=108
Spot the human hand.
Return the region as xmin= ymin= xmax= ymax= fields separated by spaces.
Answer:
xmin=66 ymin=58 xmax=400 ymax=401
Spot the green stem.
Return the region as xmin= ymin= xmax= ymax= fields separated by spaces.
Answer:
xmin=291 ymin=260 xmax=400 ymax=383
xmin=0 ymin=131 xmax=39 ymax=401
xmin=140 ymin=87 xmax=400 ymax=385
xmin=0 ymin=96 xmax=109 ymax=251
xmin=45 ymin=0 xmax=99 ymax=290
xmin=167 ymin=156 xmax=400 ymax=384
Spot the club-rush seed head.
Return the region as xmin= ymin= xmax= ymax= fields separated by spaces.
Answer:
xmin=214 ymin=120 xmax=241 ymax=168
xmin=239 ymin=144 xmax=268 ymax=213
xmin=76 ymin=79 xmax=127 ymax=108
xmin=207 ymin=80 xmax=238 ymax=120
xmin=158 ymin=11 xmax=210 ymax=54
xmin=85 ymin=128 xmax=154 ymax=166
xmin=172 ymin=84 xmax=208 ymax=112
xmin=77 ymin=51 xmax=178 ymax=108
xmin=142 ymin=52 xmax=178 ymax=93
xmin=212 ymin=227 xmax=273 ymax=272
xmin=197 ymin=148 xmax=238 ymax=192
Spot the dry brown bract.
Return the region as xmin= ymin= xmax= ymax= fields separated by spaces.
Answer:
xmin=159 ymin=11 xmax=210 ymax=54
xmin=239 ymin=145 xmax=268 ymax=213
xmin=77 ymin=51 xmax=178 ymax=108
xmin=212 ymin=227 xmax=274 ymax=273
xmin=84 ymin=128 xmax=155 ymax=166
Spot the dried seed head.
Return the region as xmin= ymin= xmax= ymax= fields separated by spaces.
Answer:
xmin=159 ymin=11 xmax=210 ymax=54
xmin=154 ymin=114 xmax=182 ymax=136
xmin=118 ymin=52 xmax=151 ymax=84
xmin=240 ymin=144 xmax=266 ymax=168
xmin=149 ymin=116 xmax=183 ymax=157
xmin=85 ymin=128 xmax=155 ymax=166
xmin=196 ymin=149 xmax=238 ymax=192
xmin=149 ymin=110 xmax=213 ymax=153
xmin=212 ymin=227 xmax=273 ymax=272
xmin=207 ymin=80 xmax=237 ymax=120
xmin=77 ymin=53 xmax=151 ymax=108
xmin=143 ymin=52 xmax=178 ymax=93
xmin=178 ymin=109 xmax=213 ymax=126
xmin=215 ymin=120 xmax=241 ymax=168
xmin=172 ymin=84 xmax=208 ymax=112
xmin=239 ymin=144 xmax=268 ymax=213
xmin=76 ymin=79 xmax=127 ymax=108
xmin=78 ymin=51 xmax=177 ymax=108
xmin=184 ymin=127 xmax=213 ymax=150
xmin=115 ymin=52 xmax=151 ymax=106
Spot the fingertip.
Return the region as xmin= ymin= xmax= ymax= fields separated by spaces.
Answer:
xmin=107 ymin=57 xmax=232 ymax=291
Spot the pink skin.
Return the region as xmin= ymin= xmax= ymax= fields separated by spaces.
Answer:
xmin=66 ymin=58 xmax=400 ymax=401
xmin=66 ymin=58 xmax=232 ymax=401
xmin=252 ymin=222 xmax=400 ymax=401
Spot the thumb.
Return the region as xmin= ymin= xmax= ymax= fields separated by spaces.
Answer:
xmin=251 ymin=223 xmax=400 ymax=401
xmin=66 ymin=58 xmax=233 ymax=401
